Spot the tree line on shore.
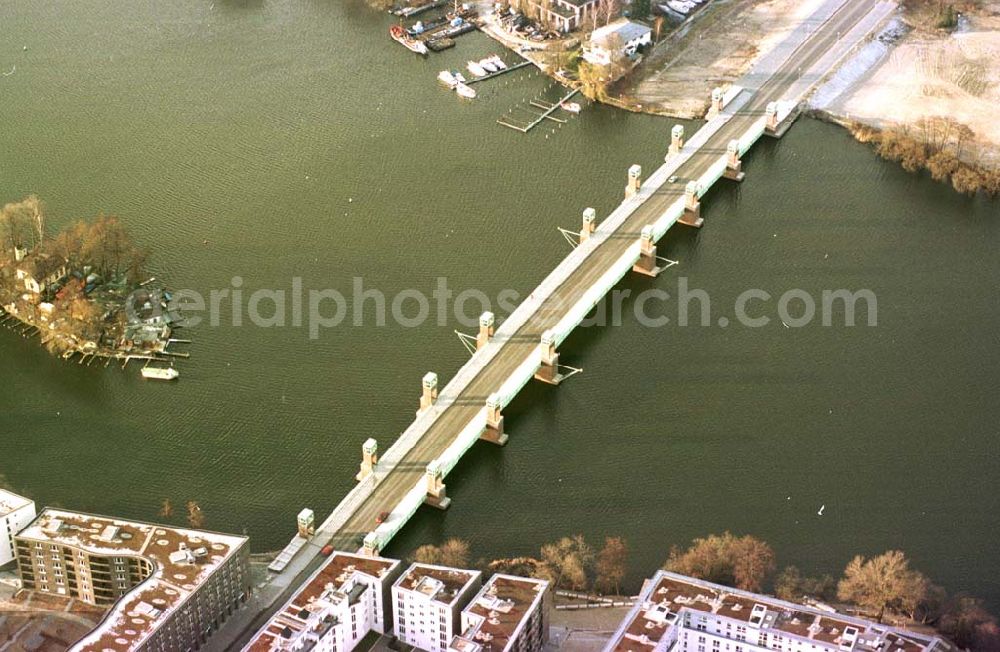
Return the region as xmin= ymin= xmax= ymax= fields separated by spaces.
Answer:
xmin=409 ymin=532 xmax=999 ymax=650
xmin=849 ymin=119 xmax=1000 ymax=198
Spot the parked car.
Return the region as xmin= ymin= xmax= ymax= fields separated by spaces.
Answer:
xmin=375 ymin=510 xmax=390 ymax=526
xmin=320 ymin=545 xmax=335 ymax=557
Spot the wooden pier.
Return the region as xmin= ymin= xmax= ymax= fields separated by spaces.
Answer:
xmin=497 ymin=88 xmax=580 ymax=133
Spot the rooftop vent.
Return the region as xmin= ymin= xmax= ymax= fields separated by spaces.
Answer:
xmin=44 ymin=518 xmax=64 ymax=534
xmin=98 ymin=525 xmax=120 ymax=542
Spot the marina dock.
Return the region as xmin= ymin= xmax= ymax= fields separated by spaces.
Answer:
xmin=465 ymin=59 xmax=532 ymax=85
xmin=498 ymin=88 xmax=580 ymax=133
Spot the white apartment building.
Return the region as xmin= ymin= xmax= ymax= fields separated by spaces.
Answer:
xmin=393 ymin=563 xmax=482 ymax=652
xmin=450 ymin=574 xmax=550 ymax=652
xmin=604 ymin=571 xmax=956 ymax=652
xmin=582 ymin=19 xmax=653 ymax=66
xmin=244 ymin=552 xmax=402 ymax=652
xmin=0 ymin=489 xmax=36 ymax=568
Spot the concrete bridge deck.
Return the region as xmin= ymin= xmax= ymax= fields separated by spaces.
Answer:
xmin=220 ymin=0 xmax=898 ymax=648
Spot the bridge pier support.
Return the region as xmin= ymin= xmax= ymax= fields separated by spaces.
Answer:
xmin=477 ymin=312 xmax=494 ymax=350
xmin=706 ymin=87 xmax=724 ymax=119
xmin=625 ymin=164 xmax=642 ymax=199
xmin=667 ymin=125 xmax=685 ymax=159
xmin=534 ymin=330 xmax=565 ymax=385
xmin=481 ymin=393 xmax=508 ymax=446
xmin=724 ymin=139 xmax=746 ymax=182
xmin=417 ymin=372 xmax=438 ymax=416
xmin=424 ymin=461 xmax=451 ymax=510
xmin=581 ymin=208 xmax=596 ymax=243
xmin=356 ymin=438 xmax=378 ymax=482
xmin=678 ymin=181 xmax=704 ymax=228
xmin=362 ymin=532 xmax=380 ymax=558
xmin=633 ymin=226 xmax=665 ymax=277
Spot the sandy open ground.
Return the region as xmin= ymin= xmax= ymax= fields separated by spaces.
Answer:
xmin=624 ymin=0 xmax=828 ymax=116
xmin=830 ymin=3 xmax=1000 ymax=166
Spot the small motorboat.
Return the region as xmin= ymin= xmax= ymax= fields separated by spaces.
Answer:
xmin=489 ymin=55 xmax=507 ymax=70
xmin=390 ymin=24 xmax=428 ymax=55
xmin=667 ymin=0 xmax=692 ymax=14
xmin=438 ymin=70 xmax=458 ymax=87
xmin=467 ymin=60 xmax=487 ymax=77
xmin=141 ymin=366 xmax=179 ymax=381
xmin=479 ymin=58 xmax=498 ymax=73
xmin=455 ymin=83 xmax=477 ymax=99
xmin=453 ymin=71 xmax=467 ymax=83
xmin=563 ymin=102 xmax=582 ymax=113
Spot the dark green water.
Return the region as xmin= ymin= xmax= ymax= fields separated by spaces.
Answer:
xmin=2 ymin=0 xmax=998 ymax=608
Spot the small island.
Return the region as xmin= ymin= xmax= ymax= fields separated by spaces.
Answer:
xmin=0 ymin=196 xmax=185 ymax=369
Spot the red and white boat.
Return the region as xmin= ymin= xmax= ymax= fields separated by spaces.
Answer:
xmin=390 ymin=25 xmax=428 ymax=55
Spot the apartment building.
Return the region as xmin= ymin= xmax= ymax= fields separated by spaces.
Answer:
xmin=14 ymin=508 xmax=250 ymax=652
xmin=604 ymin=571 xmax=955 ymax=652
xmin=1 ymin=489 xmax=36 ymax=568
xmin=450 ymin=574 xmax=550 ymax=652
xmin=245 ymin=551 xmax=403 ymax=652
xmin=393 ymin=563 xmax=482 ymax=652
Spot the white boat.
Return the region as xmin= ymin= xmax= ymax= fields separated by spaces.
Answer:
xmin=667 ymin=0 xmax=691 ymax=14
xmin=479 ymin=58 xmax=498 ymax=73
xmin=438 ymin=70 xmax=457 ymax=87
xmin=455 ymin=83 xmax=477 ymax=99
xmin=489 ymin=55 xmax=507 ymax=70
xmin=467 ymin=60 xmax=487 ymax=77
xmin=390 ymin=25 xmax=428 ymax=55
xmin=563 ymin=102 xmax=581 ymax=113
xmin=142 ymin=366 xmax=179 ymax=381
xmin=453 ymin=71 xmax=467 ymax=83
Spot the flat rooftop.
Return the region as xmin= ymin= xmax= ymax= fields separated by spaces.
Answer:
xmin=17 ymin=508 xmax=247 ymax=652
xmin=454 ymin=574 xmax=548 ymax=652
xmin=396 ymin=563 xmax=480 ymax=606
xmin=0 ymin=488 xmax=33 ymax=516
xmin=246 ymin=551 xmax=401 ymax=652
xmin=608 ymin=571 xmax=953 ymax=652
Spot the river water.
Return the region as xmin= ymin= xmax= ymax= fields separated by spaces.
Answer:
xmin=2 ymin=0 xmax=998 ymax=607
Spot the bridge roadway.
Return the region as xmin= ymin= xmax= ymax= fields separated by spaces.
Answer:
xmin=222 ymin=0 xmax=895 ymax=647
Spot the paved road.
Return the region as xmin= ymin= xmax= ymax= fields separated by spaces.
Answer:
xmin=222 ymin=1 xmax=884 ymax=648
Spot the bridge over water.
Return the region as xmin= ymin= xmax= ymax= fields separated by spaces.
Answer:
xmin=224 ymin=0 xmax=898 ymax=647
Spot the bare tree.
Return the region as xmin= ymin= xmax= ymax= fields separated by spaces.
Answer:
xmin=731 ymin=535 xmax=775 ymax=592
xmin=664 ymin=532 xmax=775 ymax=592
xmin=539 ymin=535 xmax=595 ymax=591
xmin=595 ymin=537 xmax=628 ymax=595
xmin=938 ymin=595 xmax=1000 ymax=651
xmin=409 ymin=538 xmax=472 ymax=568
xmin=837 ymin=550 xmax=929 ymax=623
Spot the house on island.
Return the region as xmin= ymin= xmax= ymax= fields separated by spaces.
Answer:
xmin=529 ymin=0 xmax=599 ymax=33
xmin=14 ymin=253 xmax=68 ymax=296
xmin=582 ymin=18 xmax=652 ymax=66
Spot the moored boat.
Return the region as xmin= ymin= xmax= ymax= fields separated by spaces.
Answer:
xmin=438 ymin=70 xmax=457 ymax=87
xmin=467 ymin=60 xmax=487 ymax=77
xmin=141 ymin=366 xmax=179 ymax=381
xmin=489 ymin=55 xmax=507 ymax=70
xmin=455 ymin=83 xmax=476 ymax=99
xmin=479 ymin=58 xmax=498 ymax=73
xmin=563 ymin=102 xmax=582 ymax=113
xmin=390 ymin=25 xmax=428 ymax=55
xmin=666 ymin=0 xmax=691 ymax=14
